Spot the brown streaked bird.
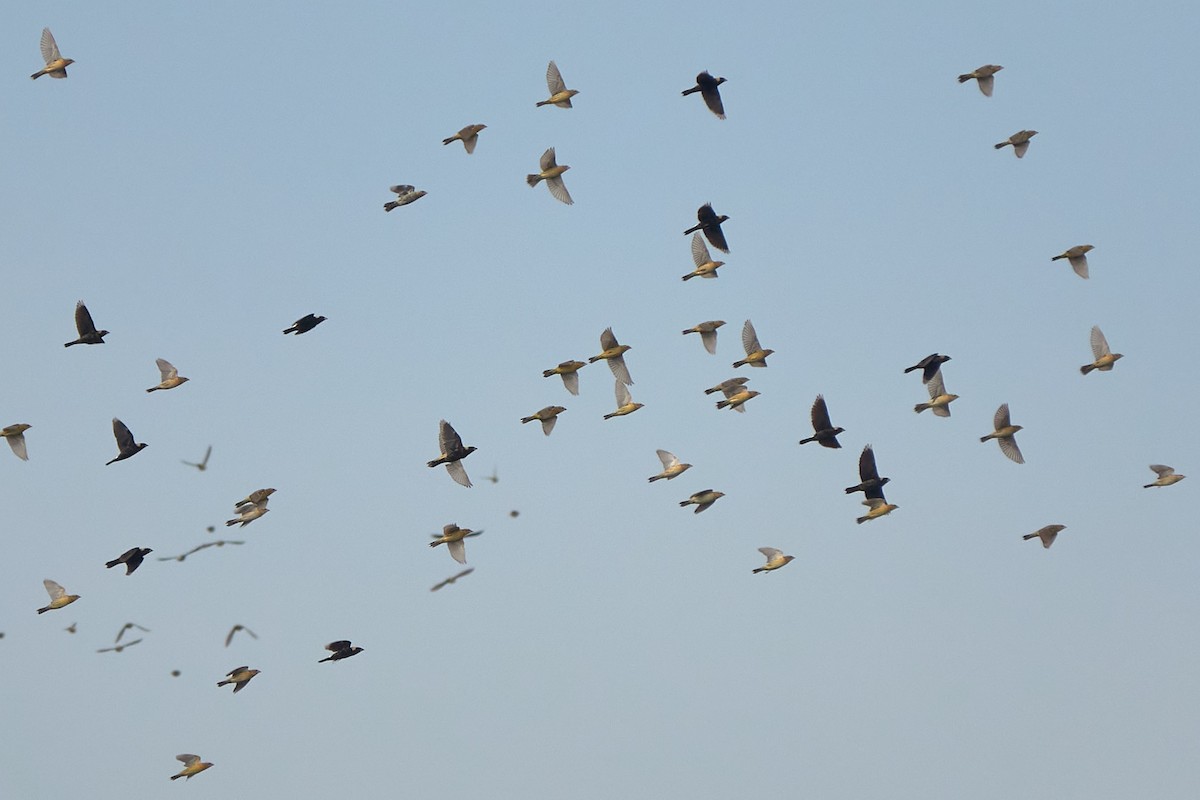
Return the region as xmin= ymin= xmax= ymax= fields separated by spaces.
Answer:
xmin=733 ymin=319 xmax=773 ymax=368
xmin=430 ymin=567 xmax=474 ymax=592
xmin=106 ymin=418 xmax=148 ymax=465
xmin=182 ymin=445 xmax=211 ymax=471
xmin=604 ymin=380 xmax=644 ymax=419
xmin=845 ymin=444 xmax=890 ymax=499
xmin=146 ymin=358 xmax=189 ymax=392
xmin=384 ymin=184 xmax=427 ymax=211
xmin=980 ymin=403 xmax=1024 ymax=464
xmin=442 ymin=123 xmax=487 ymax=153
xmin=1144 ymin=464 xmax=1185 ymax=488
xmin=115 ymin=622 xmax=150 ymax=643
xmin=64 ymin=301 xmax=108 ymax=347
xmin=427 ymin=419 xmax=477 ymax=488
xmin=1 ymin=424 xmax=32 ymax=461
xmin=649 ymin=449 xmax=692 ymax=482
xmin=589 ymin=327 xmax=633 ymax=385
xmin=536 ymin=60 xmax=578 ymax=108
xmin=683 ymin=203 xmax=730 ymax=253
xmin=913 ymin=371 xmax=958 ymax=416
xmin=1023 ymin=524 xmax=1065 ymax=549
xmin=106 ymin=547 xmax=153 ymax=575
xmin=526 ymin=147 xmax=573 ymax=205
xmin=37 ymin=579 xmax=80 ymax=614
xmin=957 ymin=64 xmax=1003 ymax=96
xmin=31 ymin=28 xmax=73 ymax=80
xmin=97 ymin=638 xmax=142 ymax=654
xmin=856 ymin=497 xmax=899 ymax=524
xmin=752 ymin=547 xmax=794 ymax=574
xmin=543 ymin=360 xmax=586 ymax=395
xmin=319 ymin=640 xmax=364 ymax=663
xmin=170 ymin=754 xmax=213 ymax=781
xmin=704 ymin=377 xmax=749 ymax=396
xmin=1080 ymin=325 xmax=1123 ymax=375
xmin=682 ymin=71 xmax=727 ymax=118
xmin=283 ymin=314 xmax=326 ymax=334
xmin=1051 ymin=245 xmax=1094 ymax=280
xmin=217 ymin=666 xmax=261 ymax=694
xmin=680 ymin=489 xmax=725 ymax=514
xmin=225 ymin=624 xmax=258 ymax=647
xmin=429 ymin=523 xmax=483 ymax=565
xmin=994 ymin=129 xmax=1038 ymax=158
xmin=798 ymin=394 xmax=845 ymax=448
xmin=521 ymin=405 xmax=566 ymax=436
xmin=681 ymin=233 xmax=725 ymax=281
xmin=682 ymin=320 xmax=726 ymax=354
xmin=715 ymin=385 xmax=760 ymax=412
xmin=904 ymin=353 xmax=951 ymax=384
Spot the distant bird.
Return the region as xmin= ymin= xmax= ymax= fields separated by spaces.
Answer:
xmin=217 ymin=666 xmax=261 ymax=694
xmin=715 ymin=385 xmax=760 ymax=412
xmin=1023 ymin=524 xmax=1065 ymax=549
xmin=31 ymin=28 xmax=73 ymax=80
xmin=980 ymin=403 xmax=1024 ymax=463
xmin=733 ymin=319 xmax=773 ymax=368
xmin=526 ymin=147 xmax=573 ymax=205
xmin=648 ymin=449 xmax=692 ymax=482
xmin=106 ymin=547 xmax=153 ymax=575
xmin=170 ymin=754 xmax=213 ymax=781
xmin=856 ymin=497 xmax=899 ymax=524
xmin=543 ymin=360 xmax=587 ymax=395
xmin=681 ymin=232 xmax=725 ymax=281
xmin=430 ymin=568 xmax=474 ymax=592
xmin=752 ymin=547 xmax=794 ymax=574
xmin=226 ymin=499 xmax=269 ymax=527
xmin=384 ymin=185 xmax=427 ymax=211
xmin=319 ymin=640 xmax=364 ymax=663
xmin=957 ymin=64 xmax=1003 ymax=96
xmin=442 ymin=123 xmax=487 ymax=153
xmin=427 ymin=420 xmax=477 ymax=488
xmin=37 ymin=579 xmax=80 ymax=614
xmin=283 ymin=314 xmax=326 ymax=334
xmin=845 ymin=444 xmax=891 ymax=499
xmin=225 ymin=624 xmax=258 ymax=647
xmin=158 ymin=540 xmax=245 ymax=562
xmin=704 ymin=377 xmax=749 ymax=396
xmin=683 ymin=203 xmax=730 ymax=253
xmin=798 ymin=395 xmax=844 ymax=448
xmin=604 ymin=380 xmax=644 ymax=419
xmin=913 ymin=371 xmax=958 ymax=416
xmin=97 ymin=639 xmax=142 ymax=654
xmin=484 ymin=469 xmax=499 ymax=484
xmin=429 ymin=523 xmax=483 ymax=565
xmin=680 ymin=489 xmax=725 ymax=514
xmin=1 ymin=424 xmax=32 ymax=461
xmin=682 ymin=320 xmax=726 ymax=353
xmin=182 ymin=445 xmax=212 ymax=471
xmin=994 ymin=130 xmax=1038 ymax=158
xmin=904 ymin=354 xmax=951 ymax=384
xmin=64 ymin=301 xmax=108 ymax=347
xmin=1144 ymin=464 xmax=1186 ymax=488
xmin=235 ymin=488 xmax=276 ymax=509
xmin=1051 ymin=245 xmax=1094 ymax=279
xmin=589 ymin=327 xmax=634 ymax=385
xmin=536 ymin=60 xmax=578 ymax=108
xmin=146 ymin=358 xmax=189 ymax=393
xmin=521 ymin=405 xmax=566 ymax=436
xmin=115 ymin=622 xmax=150 ymax=643
xmin=682 ymin=71 xmax=727 ymax=118
xmin=1080 ymin=326 xmax=1123 ymax=375
xmin=106 ymin=418 xmax=148 ymax=465
xmin=64 ymin=623 xmax=77 ymax=634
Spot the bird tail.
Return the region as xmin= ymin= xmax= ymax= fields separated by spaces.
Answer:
xmin=798 ymin=436 xmax=816 ymax=445
xmin=681 ymin=86 xmax=700 ymax=96
xmin=979 ymin=435 xmax=991 ymax=443
xmin=956 ymin=74 xmax=971 ymax=83
xmin=425 ymin=458 xmax=441 ymax=468
xmin=752 ymin=567 xmax=767 ymax=573
xmin=383 ymin=202 xmax=398 ymax=212
xmin=542 ymin=369 xmax=555 ymax=377
xmin=914 ymin=403 xmax=929 ymax=413
xmin=903 ymin=365 xmax=919 ymax=373
xmin=1022 ymin=533 xmax=1038 ymax=540
xmin=526 ymin=174 xmax=541 ymax=187
xmin=678 ymin=500 xmax=690 ymax=507
xmin=681 ymin=273 xmax=694 ymax=281
xmin=732 ymin=359 xmax=747 ymax=368
xmin=37 ymin=606 xmax=48 ymax=614
xmin=520 ymin=416 xmax=535 ymax=424
xmin=217 ymin=679 xmax=231 ymax=687
xmin=1080 ymin=364 xmax=1095 ymax=375
xmin=993 ymin=142 xmax=1009 ymax=149
xmin=146 ymin=387 xmax=158 ymax=393
xmin=716 ymin=400 xmax=729 ymax=409
xmin=31 ymin=71 xmax=44 ymax=80
xmin=535 ymin=99 xmax=550 ymax=107
xmin=442 ymin=137 xmax=455 ymax=145
xmin=1050 ymin=254 xmax=1066 ymax=261
xmin=63 ymin=341 xmax=77 ymax=347
xmin=225 ymin=519 xmax=239 ymax=527
xmin=648 ymin=476 xmax=661 ymax=483
xmin=855 ymin=515 xmax=869 ymax=524
xmin=105 ymin=558 xmax=121 ymax=569
xmin=170 ymin=775 xmax=182 ymax=781
xmin=282 ymin=327 xmax=297 ymax=334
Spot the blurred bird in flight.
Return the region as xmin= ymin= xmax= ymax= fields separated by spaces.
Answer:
xmin=97 ymin=639 xmax=142 ymax=654
xmin=430 ymin=568 xmax=474 ymax=592
xmin=526 ymin=147 xmax=573 ymax=205
xmin=115 ymin=622 xmax=150 ymax=643
xmin=1144 ymin=465 xmax=1185 ymax=488
xmin=31 ymin=28 xmax=73 ymax=79
xmin=64 ymin=301 xmax=108 ymax=347
xmin=182 ymin=446 xmax=212 ymax=471
xmin=537 ymin=60 xmax=578 ymax=108
xmin=225 ymin=624 xmax=258 ymax=647
xmin=682 ymin=71 xmax=727 ymax=118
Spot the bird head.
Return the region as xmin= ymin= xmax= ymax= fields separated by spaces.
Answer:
xmin=832 ymin=427 xmax=846 ymax=435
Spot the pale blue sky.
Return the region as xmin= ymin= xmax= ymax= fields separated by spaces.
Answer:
xmin=3 ymin=2 xmax=1198 ymax=798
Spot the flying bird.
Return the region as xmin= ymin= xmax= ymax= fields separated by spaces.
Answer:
xmin=106 ymin=547 xmax=153 ymax=575
xmin=683 ymin=203 xmax=730 ymax=253
xmin=957 ymin=64 xmax=1003 ymax=96
xmin=682 ymin=71 xmax=727 ymax=118
xmin=682 ymin=320 xmax=726 ymax=353
xmin=146 ymin=358 xmax=189 ymax=392
xmin=648 ymin=449 xmax=692 ymax=482
xmin=97 ymin=639 xmax=142 ymax=654
xmin=994 ymin=129 xmax=1038 ymax=158
xmin=845 ymin=445 xmax=891 ymax=499
xmin=37 ymin=579 xmax=80 ymax=614
xmin=1 ymin=424 xmax=32 ymax=461
xmin=904 ymin=354 xmax=951 ymax=384
xmin=542 ymin=360 xmax=586 ymax=395
xmin=225 ymin=624 xmax=258 ymax=647
xmin=158 ymin=540 xmax=245 ymax=562
xmin=681 ymin=232 xmax=725 ymax=281
xmin=704 ymin=377 xmax=749 ymax=396
xmin=856 ymin=498 xmax=899 ymax=524
xmin=181 ymin=445 xmax=212 ymax=471
xmin=1144 ymin=465 xmax=1186 ymax=488
xmin=235 ymin=488 xmax=276 ymax=509
xmin=283 ymin=314 xmax=326 ymax=334
xmin=980 ymin=403 xmax=1024 ymax=463
xmin=384 ymin=185 xmax=427 ymax=211
xmin=521 ymin=406 xmax=566 ymax=436
xmin=170 ymin=754 xmax=213 ymax=781
xmin=427 ymin=420 xmax=477 ymax=488
xmin=319 ymin=640 xmax=364 ymax=663
xmin=733 ymin=319 xmax=773 ymax=368
xmin=31 ymin=28 xmax=74 ymax=79
xmin=604 ymin=380 xmax=644 ymax=419
xmin=217 ymin=666 xmax=261 ymax=694
xmin=752 ymin=547 xmax=794 ymax=574
xmin=1080 ymin=326 xmax=1123 ymax=374
xmin=106 ymin=418 xmax=148 ymax=465
xmin=715 ymin=384 xmax=760 ymax=412
xmin=536 ymin=60 xmax=578 ymax=107
xmin=526 ymin=147 xmax=573 ymax=205
xmin=680 ymin=489 xmax=725 ymax=514
xmin=1023 ymin=524 xmax=1065 ymax=549
xmin=64 ymin=301 xmax=108 ymax=347
xmin=429 ymin=523 xmax=483 ymax=565
xmin=226 ymin=499 xmax=269 ymax=527
xmin=430 ymin=568 xmax=474 ymax=592
xmin=115 ymin=622 xmax=150 ymax=643
xmin=1051 ymin=245 xmax=1094 ymax=279
xmin=589 ymin=327 xmax=633 ymax=385
xmin=913 ymin=371 xmax=959 ymax=416
xmin=442 ymin=123 xmax=487 ymax=153
xmin=798 ymin=395 xmax=845 ymax=448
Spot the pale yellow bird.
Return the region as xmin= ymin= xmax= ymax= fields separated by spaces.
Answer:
xmin=217 ymin=666 xmax=261 ymax=694
xmin=1051 ymin=245 xmax=1094 ymax=279
xmin=648 ymin=449 xmax=692 ymax=482
xmin=1144 ymin=465 xmax=1185 ymax=488
xmin=31 ymin=28 xmax=73 ymax=79
xmin=521 ymin=405 xmax=566 ymax=436
xmin=226 ymin=499 xmax=269 ymax=527
xmin=536 ymin=60 xmax=578 ymax=107
xmin=170 ymin=754 xmax=213 ymax=781
xmin=980 ymin=403 xmax=1024 ymax=464
xmin=1080 ymin=326 xmax=1123 ymax=375
xmin=146 ymin=358 xmax=189 ymax=392
xmin=589 ymin=327 xmax=633 ymax=385
xmin=682 ymin=320 xmax=726 ymax=354
xmin=704 ymin=377 xmax=749 ymax=396
xmin=715 ymin=386 xmax=760 ymax=412
xmin=429 ymin=523 xmax=482 ymax=565
xmin=856 ymin=497 xmax=899 ymax=524
xmin=957 ymin=64 xmax=1003 ymax=96
xmin=994 ymin=129 xmax=1038 ymax=158
xmin=680 ymin=489 xmax=725 ymax=514
xmin=542 ymin=360 xmax=586 ymax=395
xmin=1023 ymin=524 xmax=1065 ymax=549
xmin=384 ymin=185 xmax=427 ymax=211
xmin=733 ymin=320 xmax=773 ymax=368
xmin=442 ymin=123 xmax=487 ymax=153
xmin=604 ymin=380 xmax=644 ymax=419
xmin=37 ymin=579 xmax=80 ymax=614
xmin=681 ymin=233 xmax=725 ymax=281
xmin=752 ymin=547 xmax=795 ymax=574
xmin=913 ymin=371 xmax=958 ymax=417
xmin=1 ymin=423 xmax=32 ymax=461
xmin=526 ymin=147 xmax=573 ymax=205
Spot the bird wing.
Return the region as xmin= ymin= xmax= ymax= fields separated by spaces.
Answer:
xmin=758 ymin=547 xmax=782 ymax=559
xmin=811 ymin=395 xmax=832 ymax=430
xmin=1069 ymin=255 xmax=1089 ymax=279
xmin=561 ymin=371 xmax=579 ymax=395
xmin=326 ymin=640 xmax=351 ymax=651
xmin=545 ymin=60 xmax=565 ymax=93
xmin=1090 ymin=326 xmax=1110 ymax=358
xmin=998 ymin=437 xmax=1024 ymax=464
xmin=75 ymin=301 xmax=97 ymax=335
xmin=607 ymin=355 xmax=632 ymax=386
xmin=227 ymin=666 xmax=249 ymax=677
xmin=1149 ymin=464 xmax=1175 ymax=477
xmin=6 ymin=432 xmax=29 ymax=461
xmin=614 ymin=380 xmax=632 ymax=408
xmin=702 ymin=85 xmax=726 ymax=118
xmin=438 ymin=420 xmax=464 ymax=454
xmin=978 ymin=75 xmax=994 ymax=96
xmin=690 ymin=232 xmax=712 ymax=268
xmin=599 ymin=327 xmax=618 ymax=350
xmin=540 ymin=416 xmax=558 ymax=436
xmin=1013 ymin=141 xmax=1030 ymax=158
xmin=699 ymin=328 xmax=718 ymax=354
xmin=862 ymin=498 xmax=884 ymax=510
xmin=859 ymin=445 xmax=879 ymax=481
xmin=177 ymin=755 xmax=200 ymax=766
xmin=545 ymin=175 xmax=573 ymax=205
xmin=40 ymin=28 xmax=61 ymax=64
xmin=44 ymin=579 xmax=65 ymax=599
xmin=445 ymin=460 xmax=472 ymax=488
xmin=156 ymin=358 xmax=177 ymax=381
xmin=697 ymin=203 xmax=716 ymax=225
xmin=539 ymin=147 xmax=558 ymax=171
xmin=926 ymin=371 xmax=947 ymax=399
xmin=993 ymin=403 xmax=1011 ymax=429
xmin=741 ymin=320 xmax=761 ymax=354
xmin=389 ymin=184 xmax=415 ymax=195
xmin=112 ymin=418 xmax=135 ymax=450
xmin=657 ymin=449 xmax=678 ymax=468
xmin=447 ymin=539 xmax=467 ymax=565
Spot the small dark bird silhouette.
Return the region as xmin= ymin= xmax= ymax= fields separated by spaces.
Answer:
xmin=682 ymin=71 xmax=727 ymax=119
xmin=430 ymin=567 xmax=475 ymax=592
xmin=683 ymin=203 xmax=730 ymax=253
xmin=106 ymin=547 xmax=153 ymax=575
xmin=427 ymin=420 xmax=477 ymax=487
xmin=798 ymin=395 xmax=845 ymax=448
xmin=319 ymin=640 xmax=364 ymax=663
xmin=283 ymin=314 xmax=326 ymax=335
xmin=114 ymin=622 xmax=150 ymax=643
xmin=844 ymin=444 xmax=891 ymax=499
xmin=64 ymin=301 xmax=109 ymax=347
xmin=106 ymin=418 xmax=148 ymax=465
xmin=225 ymin=624 xmax=258 ymax=647
xmin=903 ymin=354 xmax=951 ymax=384
xmin=97 ymin=639 xmax=142 ymax=654
xmin=182 ymin=445 xmax=212 ymax=471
